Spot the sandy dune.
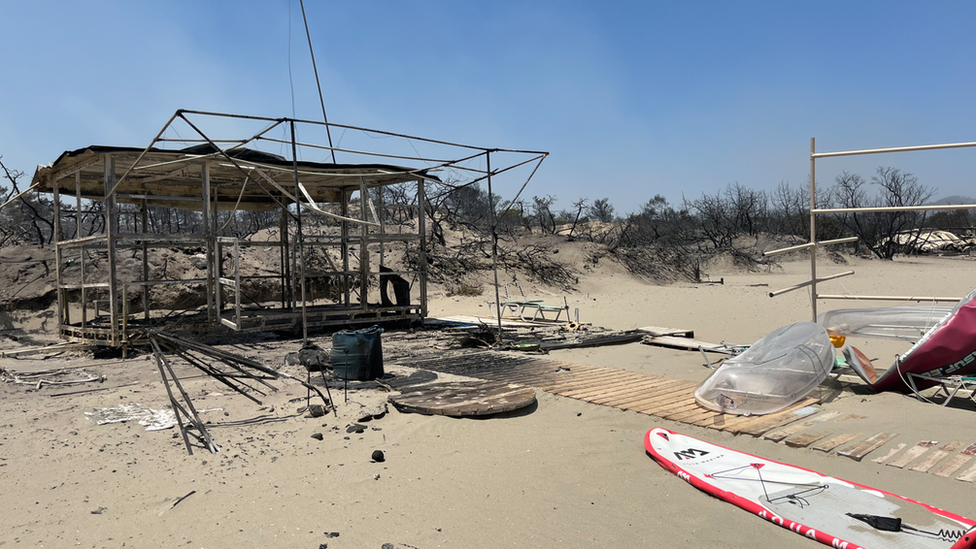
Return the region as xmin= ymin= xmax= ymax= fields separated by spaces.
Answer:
xmin=2 ymin=254 xmax=975 ymax=548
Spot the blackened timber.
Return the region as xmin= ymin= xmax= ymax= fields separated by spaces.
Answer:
xmin=538 ymin=331 xmax=645 ymax=351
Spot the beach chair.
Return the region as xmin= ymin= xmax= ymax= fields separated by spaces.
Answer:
xmin=904 ymin=372 xmax=976 ymax=407
xmin=489 ymin=282 xmax=567 ymax=322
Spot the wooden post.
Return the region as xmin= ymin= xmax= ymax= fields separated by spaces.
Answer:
xmin=341 ymin=188 xmax=350 ymax=307
xmin=104 ymin=155 xmax=119 ymax=345
xmin=202 ymin=162 xmax=215 ymax=324
xmin=141 ymin=199 xmax=150 ymax=321
xmin=77 ymin=172 xmax=86 ymax=331
xmin=280 ymin=204 xmax=291 ymax=308
xmin=215 ymin=238 xmax=223 ymax=320
xmin=417 ymin=177 xmax=427 ymax=318
xmin=359 ymin=177 xmax=369 ymax=312
xmin=53 ymin=179 xmax=64 ymax=327
xmin=487 ymin=151 xmax=502 ymax=343
xmin=234 ymin=239 xmax=242 ymax=328
xmin=378 ymin=186 xmax=385 ymax=267
xmin=290 ymin=120 xmax=308 ymax=342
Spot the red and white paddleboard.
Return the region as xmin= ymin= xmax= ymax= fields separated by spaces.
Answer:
xmin=645 ymin=428 xmax=976 ymax=549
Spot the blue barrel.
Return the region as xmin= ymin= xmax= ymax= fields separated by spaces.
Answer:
xmin=331 ymin=326 xmax=384 ymax=381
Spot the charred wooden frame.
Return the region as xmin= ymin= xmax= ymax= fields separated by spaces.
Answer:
xmin=31 ymin=110 xmax=549 ymax=346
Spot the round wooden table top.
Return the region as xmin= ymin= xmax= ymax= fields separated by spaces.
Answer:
xmin=389 ymin=380 xmax=536 ymax=417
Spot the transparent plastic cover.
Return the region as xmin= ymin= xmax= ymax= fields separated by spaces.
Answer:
xmin=817 ymin=306 xmax=952 ymax=342
xmin=694 ymin=322 xmax=834 ymax=416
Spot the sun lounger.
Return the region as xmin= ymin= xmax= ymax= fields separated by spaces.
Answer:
xmin=488 ymin=282 xmax=568 ymax=322
xmin=904 ymin=372 xmax=976 ymax=407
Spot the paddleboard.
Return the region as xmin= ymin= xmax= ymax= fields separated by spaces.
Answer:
xmin=645 ymin=428 xmax=976 ymax=548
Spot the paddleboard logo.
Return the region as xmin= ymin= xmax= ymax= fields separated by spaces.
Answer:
xmin=673 ymin=448 xmax=710 ymax=460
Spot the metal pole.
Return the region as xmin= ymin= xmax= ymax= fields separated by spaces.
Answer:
xmin=812 ymin=140 xmax=976 ymax=159
xmin=809 ymin=137 xmax=818 ymax=321
xmin=768 ymin=270 xmax=855 ymax=298
xmin=290 ymin=121 xmax=309 ymax=344
xmin=298 ymin=0 xmax=337 ymax=163
xmin=814 ymin=203 xmax=976 ymax=214
xmin=486 ymin=151 xmax=503 ymax=344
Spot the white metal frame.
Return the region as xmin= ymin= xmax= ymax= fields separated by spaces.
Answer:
xmin=766 ymin=137 xmax=976 ymax=320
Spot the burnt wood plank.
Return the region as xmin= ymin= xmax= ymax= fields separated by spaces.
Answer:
xmin=934 ymin=455 xmax=972 ymax=478
xmin=838 ymin=432 xmax=898 ymax=462
xmin=813 ymin=433 xmax=863 ymax=453
xmin=785 ymin=432 xmax=830 ymax=448
xmin=764 ymin=411 xmax=843 ymax=443
xmin=871 ymin=443 xmax=907 ymax=464
xmin=956 ymin=461 xmax=976 ymax=482
xmin=717 ymin=400 xmax=820 ymax=434
xmin=887 ymin=441 xmax=939 ymax=469
xmin=732 ymin=400 xmax=823 ymax=436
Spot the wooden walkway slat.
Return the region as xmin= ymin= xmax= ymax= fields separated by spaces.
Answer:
xmin=550 ymin=371 xmax=649 ymax=396
xmin=535 ymin=367 xmax=629 ymax=390
xmin=911 ymin=450 xmax=950 ymax=473
xmin=691 ymin=412 xmax=734 ymax=429
xmin=663 ymin=403 xmax=713 ymax=422
xmin=813 ymin=432 xmax=862 ymax=453
xmin=934 ymin=455 xmax=972 ymax=478
xmin=956 ymin=461 xmax=976 ymax=482
xmin=629 ymin=388 xmax=698 ymax=415
xmin=871 ymin=443 xmax=907 ymax=464
xmin=610 ymin=381 xmax=697 ymax=409
xmin=564 ymin=378 xmax=677 ymax=406
xmin=585 ymin=378 xmax=688 ymax=406
xmin=785 ymin=432 xmax=829 ymax=448
xmin=887 ymin=441 xmax=939 ymax=469
xmin=764 ymin=411 xmax=843 ymax=443
xmin=559 ymin=377 xmax=669 ymax=402
xmin=839 ymin=432 xmax=898 ymax=462
xmin=666 ymin=404 xmax=717 ymax=423
xmin=656 ymin=395 xmax=707 ymax=415
xmin=613 ymin=383 xmax=696 ymax=411
xmin=724 ymin=399 xmax=821 ymax=436
xmin=478 ymin=363 xmax=565 ymax=383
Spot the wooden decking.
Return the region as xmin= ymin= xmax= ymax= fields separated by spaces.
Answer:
xmin=395 ymin=352 xmax=820 ymax=436
xmin=394 ymin=350 xmax=976 ymax=480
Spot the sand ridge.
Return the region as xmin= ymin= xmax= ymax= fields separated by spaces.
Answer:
xmin=2 ymin=255 xmax=976 ymax=548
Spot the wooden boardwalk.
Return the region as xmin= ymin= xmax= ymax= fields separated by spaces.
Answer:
xmin=395 ymin=351 xmax=976 ymax=480
xmin=395 ymin=352 xmax=820 ymax=437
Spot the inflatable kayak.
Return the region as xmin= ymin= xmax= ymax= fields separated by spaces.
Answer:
xmin=694 ymin=322 xmax=834 ymax=416
xmin=645 ymin=428 xmax=976 ymax=549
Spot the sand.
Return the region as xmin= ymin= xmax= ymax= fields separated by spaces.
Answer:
xmin=2 ymin=254 xmax=976 ymax=548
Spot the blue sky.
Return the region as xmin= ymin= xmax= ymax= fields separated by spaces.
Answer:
xmin=2 ymin=1 xmax=975 ymax=214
